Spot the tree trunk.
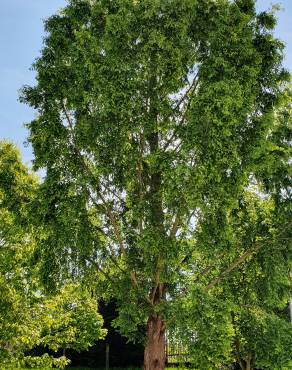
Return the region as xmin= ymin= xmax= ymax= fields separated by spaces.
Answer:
xmin=245 ymin=353 xmax=253 ymax=370
xmin=144 ymin=314 xmax=166 ymax=370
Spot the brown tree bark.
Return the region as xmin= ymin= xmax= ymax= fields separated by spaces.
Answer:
xmin=144 ymin=314 xmax=166 ymax=370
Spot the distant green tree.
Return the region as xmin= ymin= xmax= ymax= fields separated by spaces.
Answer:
xmin=0 ymin=142 xmax=106 ymax=369
xmin=21 ymin=1 xmax=291 ymax=368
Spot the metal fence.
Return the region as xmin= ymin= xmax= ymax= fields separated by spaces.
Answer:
xmin=165 ymin=332 xmax=189 ymax=365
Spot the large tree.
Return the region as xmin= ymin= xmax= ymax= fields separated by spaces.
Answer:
xmin=21 ymin=0 xmax=291 ymax=369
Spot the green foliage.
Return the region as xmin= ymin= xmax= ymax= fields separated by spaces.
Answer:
xmin=0 ymin=141 xmax=39 ymax=367
xmin=233 ymin=307 xmax=292 ymax=370
xmin=0 ymin=142 xmax=106 ymax=368
xmin=218 ymin=191 xmax=291 ymax=370
xmin=19 ymin=0 xmax=291 ymax=368
xmin=39 ymin=284 xmax=106 ymax=353
xmin=168 ymin=289 xmax=235 ymax=369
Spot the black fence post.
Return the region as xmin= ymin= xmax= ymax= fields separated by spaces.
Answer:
xmin=105 ymin=343 xmax=109 ymax=370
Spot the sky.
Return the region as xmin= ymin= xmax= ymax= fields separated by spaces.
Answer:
xmin=0 ymin=0 xmax=291 ymax=166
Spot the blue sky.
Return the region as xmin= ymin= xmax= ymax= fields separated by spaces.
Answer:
xmin=0 ymin=0 xmax=291 ymax=165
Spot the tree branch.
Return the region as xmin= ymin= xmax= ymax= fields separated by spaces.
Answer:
xmin=62 ymin=104 xmax=141 ymax=291
xmin=88 ymin=258 xmax=116 ymax=284
xmin=62 ymin=104 xmax=125 ymax=254
xmin=170 ymin=214 xmax=181 ymax=238
xmin=163 ymin=75 xmax=199 ymax=151
xmin=205 ymin=243 xmax=262 ymax=291
xmin=205 ymin=223 xmax=292 ymax=291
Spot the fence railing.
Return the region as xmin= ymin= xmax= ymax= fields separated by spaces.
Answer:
xmin=165 ymin=333 xmax=189 ymax=365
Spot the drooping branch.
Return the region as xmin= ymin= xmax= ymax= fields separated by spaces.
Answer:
xmin=62 ymin=105 xmax=142 ymax=291
xmin=62 ymin=105 xmax=125 ymax=250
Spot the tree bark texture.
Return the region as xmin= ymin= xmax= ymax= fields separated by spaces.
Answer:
xmin=144 ymin=314 xmax=166 ymax=370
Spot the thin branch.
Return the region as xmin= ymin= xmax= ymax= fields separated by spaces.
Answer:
xmin=100 ymin=179 xmax=125 ymax=203
xmin=205 ymin=243 xmax=262 ymax=291
xmin=83 ymin=156 xmax=141 ymax=291
xmin=88 ymin=258 xmax=116 ymax=284
xmin=98 ymin=192 xmax=125 ymax=254
xmin=194 ymin=265 xmax=216 ymax=283
xmin=150 ymin=259 xmax=163 ymax=304
xmin=163 ymin=75 xmax=199 ymax=151
xmin=62 ymin=104 xmax=125 ymax=254
xmin=62 ymin=104 xmax=142 ymax=291
xmin=62 ymin=104 xmax=74 ymax=129
xmin=170 ymin=73 xmax=199 ymax=118
xmin=205 ymin=223 xmax=292 ymax=291
xmin=90 ymin=232 xmax=127 ymax=276
xmin=170 ymin=214 xmax=181 ymax=238
xmin=170 ymin=207 xmax=197 ymax=239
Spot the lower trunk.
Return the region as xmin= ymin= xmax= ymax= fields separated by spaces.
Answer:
xmin=144 ymin=314 xmax=166 ymax=370
xmin=238 ymin=357 xmax=254 ymax=370
xmin=245 ymin=352 xmax=253 ymax=370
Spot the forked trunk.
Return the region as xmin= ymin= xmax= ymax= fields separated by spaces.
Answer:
xmin=144 ymin=314 xmax=166 ymax=370
xmin=246 ymin=352 xmax=254 ymax=370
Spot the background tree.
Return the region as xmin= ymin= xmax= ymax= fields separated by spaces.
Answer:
xmin=228 ymin=89 xmax=292 ymax=370
xmin=0 ymin=141 xmax=41 ymax=367
xmin=0 ymin=141 xmax=106 ymax=369
xmin=168 ymin=189 xmax=291 ymax=369
xmin=219 ymin=192 xmax=291 ymax=370
xmin=171 ymin=89 xmax=291 ymax=370
xmin=21 ymin=1 xmax=291 ymax=369
xmin=38 ymin=284 xmax=106 ymax=355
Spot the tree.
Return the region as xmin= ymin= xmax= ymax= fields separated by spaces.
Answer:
xmin=38 ymin=284 xmax=106 ymax=355
xmin=0 ymin=142 xmax=106 ymax=369
xmin=232 ymin=307 xmax=292 ymax=370
xmin=0 ymin=141 xmax=41 ymax=367
xmin=20 ymin=1 xmax=291 ymax=369
xmin=221 ymin=192 xmax=291 ymax=370
xmin=170 ymin=88 xmax=292 ymax=370
xmin=227 ymin=90 xmax=292 ymax=370
xmin=167 ymin=189 xmax=291 ymax=369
